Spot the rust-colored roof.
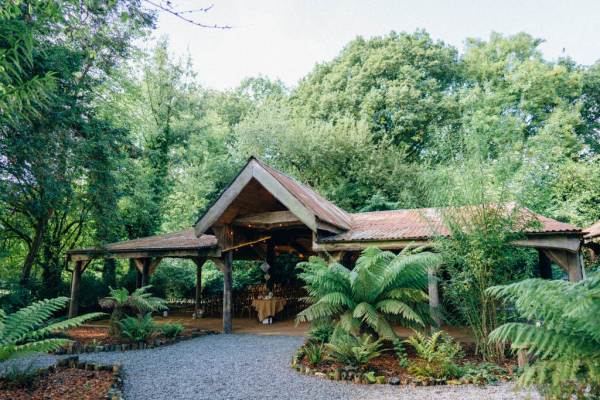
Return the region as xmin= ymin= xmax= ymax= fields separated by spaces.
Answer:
xmin=254 ymin=158 xmax=352 ymax=230
xmin=68 ymin=229 xmax=217 ymax=255
xmin=585 ymin=220 xmax=600 ymax=240
xmin=321 ymin=206 xmax=581 ymax=243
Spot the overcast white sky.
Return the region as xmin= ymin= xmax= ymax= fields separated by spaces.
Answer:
xmin=151 ymin=0 xmax=600 ymax=90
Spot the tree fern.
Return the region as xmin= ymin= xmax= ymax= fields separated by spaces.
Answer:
xmin=297 ymin=246 xmax=440 ymax=339
xmin=99 ymin=285 xmax=166 ymax=336
xmin=0 ymin=297 xmax=104 ymax=361
xmin=488 ymin=273 xmax=600 ymax=398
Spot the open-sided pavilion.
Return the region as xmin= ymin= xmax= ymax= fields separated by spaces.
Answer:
xmin=67 ymin=157 xmax=587 ymax=332
xmin=584 ymin=221 xmax=600 ymax=262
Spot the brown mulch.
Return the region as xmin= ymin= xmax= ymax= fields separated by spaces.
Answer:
xmin=65 ymin=326 xmax=119 ymax=345
xmin=65 ymin=322 xmax=200 ymax=346
xmin=0 ymin=367 xmax=113 ymax=400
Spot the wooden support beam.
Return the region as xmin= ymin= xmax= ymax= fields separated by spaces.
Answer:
xmin=68 ymin=260 xmax=83 ymax=318
xmin=136 ymin=268 xmax=142 ymax=289
xmin=222 ymin=251 xmax=233 ymax=334
xmin=232 ymin=211 xmax=302 ymax=229
xmin=141 ymin=258 xmax=150 ymax=287
xmin=542 ymin=249 xmax=584 ymax=282
xmin=538 ymin=250 xmax=553 ymax=279
xmin=221 ymin=236 xmax=271 ymax=253
xmin=193 ymin=257 xmax=206 ymax=316
xmin=428 ymin=266 xmax=442 ymax=329
xmin=149 ymin=257 xmax=163 ymax=274
xmin=68 ymin=248 xmax=220 ymax=262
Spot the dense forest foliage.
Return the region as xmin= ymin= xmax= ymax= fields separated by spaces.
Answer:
xmin=1 ymin=1 xmax=599 ymax=310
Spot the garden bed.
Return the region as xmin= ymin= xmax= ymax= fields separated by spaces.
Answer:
xmin=292 ymin=335 xmax=517 ymax=387
xmin=293 ymin=352 xmax=515 ymax=386
xmin=52 ymin=324 xmax=219 ymax=354
xmin=0 ymin=356 xmax=123 ymax=400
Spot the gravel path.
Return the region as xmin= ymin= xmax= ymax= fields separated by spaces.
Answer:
xmin=5 ymin=335 xmax=540 ymax=400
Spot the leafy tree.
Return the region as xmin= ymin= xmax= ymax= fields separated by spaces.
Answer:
xmin=233 ymin=102 xmax=425 ymax=211
xmin=0 ymin=0 xmax=153 ymax=285
xmin=291 ymin=30 xmax=460 ymax=156
xmin=296 ymin=247 xmax=438 ymax=339
xmin=489 ymin=273 xmax=600 ymax=398
xmin=0 ymin=297 xmax=103 ymax=361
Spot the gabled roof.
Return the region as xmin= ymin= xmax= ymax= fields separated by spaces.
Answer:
xmin=194 ymin=157 xmax=351 ymax=235
xmin=254 ymin=159 xmax=351 ymax=230
xmin=585 ymin=220 xmax=600 ymax=241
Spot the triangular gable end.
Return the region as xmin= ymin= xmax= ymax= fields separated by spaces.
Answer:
xmin=195 ymin=158 xmax=332 ymax=236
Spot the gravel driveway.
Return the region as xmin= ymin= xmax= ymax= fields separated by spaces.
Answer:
xmin=10 ymin=334 xmax=540 ymax=400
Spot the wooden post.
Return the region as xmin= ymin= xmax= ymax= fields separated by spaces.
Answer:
xmin=223 ymin=251 xmax=233 ymax=334
xmin=538 ymin=250 xmax=553 ymax=279
xmin=541 ymin=249 xmax=584 ymax=282
xmin=68 ymin=260 xmax=83 ymax=319
xmin=568 ymin=251 xmax=584 ymax=282
xmin=141 ymin=258 xmax=150 ymax=287
xmin=136 ymin=269 xmax=142 ymax=288
xmin=266 ymin=241 xmax=275 ymax=292
xmin=428 ymin=266 xmax=442 ymax=329
xmin=193 ymin=257 xmax=206 ymax=316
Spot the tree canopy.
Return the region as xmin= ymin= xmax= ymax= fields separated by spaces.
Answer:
xmin=1 ymin=15 xmax=599 ymax=304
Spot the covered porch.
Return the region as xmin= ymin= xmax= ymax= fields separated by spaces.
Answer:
xmin=67 ymin=157 xmax=587 ymax=334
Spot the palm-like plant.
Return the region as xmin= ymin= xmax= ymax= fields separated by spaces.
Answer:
xmin=488 ymin=273 xmax=600 ymax=398
xmin=296 ymin=247 xmax=440 ymax=339
xmin=0 ymin=297 xmax=104 ymax=361
xmin=99 ymin=286 xmax=166 ymax=336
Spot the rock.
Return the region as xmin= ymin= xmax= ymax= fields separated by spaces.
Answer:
xmin=314 ymin=372 xmax=327 ymax=379
xmin=353 ymin=375 xmax=362 ymax=384
xmin=376 ymin=376 xmax=386 ymax=384
xmin=388 ymin=376 xmax=401 ymax=385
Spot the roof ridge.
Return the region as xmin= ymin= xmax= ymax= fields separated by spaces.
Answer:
xmin=252 ymin=157 xmax=352 ymax=228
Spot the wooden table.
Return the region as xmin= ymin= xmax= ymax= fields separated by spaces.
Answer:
xmin=251 ymin=298 xmax=287 ymax=322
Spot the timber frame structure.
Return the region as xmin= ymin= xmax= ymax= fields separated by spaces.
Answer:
xmin=584 ymin=220 xmax=600 ymax=263
xmin=67 ymin=157 xmax=588 ymax=332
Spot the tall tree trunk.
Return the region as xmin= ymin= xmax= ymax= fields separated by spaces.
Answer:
xmin=20 ymin=211 xmax=52 ymax=284
xmin=103 ymin=259 xmax=117 ymax=288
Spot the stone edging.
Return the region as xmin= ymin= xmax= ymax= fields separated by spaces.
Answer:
xmin=53 ymin=330 xmax=219 ymax=355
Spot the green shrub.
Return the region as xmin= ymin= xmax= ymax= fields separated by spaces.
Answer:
xmin=293 ymin=346 xmax=306 ymax=364
xmin=304 ymin=342 xmax=325 ymax=366
xmin=488 ymin=274 xmax=600 ymax=398
xmin=160 ymin=322 xmax=184 ymax=339
xmin=297 ymin=247 xmax=438 ymax=339
xmin=308 ymin=322 xmax=334 ymax=344
xmin=325 ymin=329 xmax=383 ymax=370
xmin=0 ymin=297 xmax=104 ymax=361
xmin=392 ymin=338 xmax=409 ymax=368
xmin=405 ymin=330 xmax=464 ymax=380
xmin=119 ymin=313 xmax=156 ymax=342
xmin=461 ymin=362 xmax=506 ymax=385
